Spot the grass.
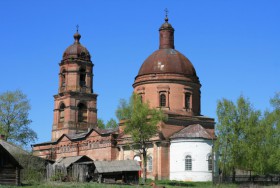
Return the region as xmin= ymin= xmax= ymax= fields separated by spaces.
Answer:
xmin=0 ymin=181 xmax=238 ymax=188
xmin=0 ymin=181 xmax=278 ymax=188
xmin=1 ymin=176 xmax=279 ymax=188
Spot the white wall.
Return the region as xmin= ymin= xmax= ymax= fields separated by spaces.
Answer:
xmin=170 ymin=138 xmax=213 ymax=182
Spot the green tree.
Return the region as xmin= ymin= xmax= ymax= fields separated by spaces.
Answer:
xmin=215 ymin=96 xmax=261 ymax=181
xmin=106 ymin=118 xmax=118 ymax=129
xmin=260 ymin=92 xmax=280 ymax=174
xmin=97 ymin=118 xmax=118 ymax=129
xmin=116 ymin=93 xmax=166 ymax=183
xmin=236 ymin=97 xmax=262 ymax=174
xmin=97 ymin=118 xmax=105 ymax=129
xmin=269 ymin=93 xmax=280 ymax=173
xmin=0 ymin=90 xmax=37 ymax=146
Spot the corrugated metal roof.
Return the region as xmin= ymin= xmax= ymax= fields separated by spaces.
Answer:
xmin=67 ymin=128 xmax=118 ymax=140
xmin=31 ymin=140 xmax=56 ymax=146
xmin=170 ymin=124 xmax=213 ymax=139
xmin=54 ymin=156 xmax=93 ymax=168
xmin=33 ymin=127 xmax=119 ymax=146
xmin=94 ymin=160 xmax=140 ymax=173
xmin=67 ymin=132 xmax=88 ymax=140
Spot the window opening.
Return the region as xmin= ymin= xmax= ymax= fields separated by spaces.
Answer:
xmin=139 ymin=95 xmax=143 ymax=103
xmin=78 ymin=103 xmax=87 ymax=123
xmin=160 ymin=94 xmax=166 ymax=107
xmin=185 ymin=155 xmax=192 ymax=171
xmin=147 ymin=156 xmax=153 ymax=172
xmin=61 ymin=70 xmax=66 ymax=87
xmin=185 ymin=93 xmax=190 ymax=109
xmin=208 ymin=154 xmax=213 ymax=171
xmin=59 ymin=103 xmax=65 ymax=123
xmin=80 ymin=68 xmax=86 ymax=87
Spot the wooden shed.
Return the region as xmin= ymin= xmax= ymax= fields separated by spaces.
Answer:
xmin=0 ymin=144 xmax=23 ymax=186
xmin=93 ymin=160 xmax=141 ymax=184
xmin=0 ymin=139 xmax=51 ymax=184
xmin=48 ymin=155 xmax=94 ymax=182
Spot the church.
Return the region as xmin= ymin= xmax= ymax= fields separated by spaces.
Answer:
xmin=32 ymin=15 xmax=216 ymax=182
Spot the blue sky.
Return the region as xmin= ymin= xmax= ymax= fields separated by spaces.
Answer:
xmin=0 ymin=1 xmax=279 ymax=144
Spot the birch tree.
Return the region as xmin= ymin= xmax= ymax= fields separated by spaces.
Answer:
xmin=0 ymin=90 xmax=37 ymax=146
xmin=116 ymin=93 xmax=166 ymax=183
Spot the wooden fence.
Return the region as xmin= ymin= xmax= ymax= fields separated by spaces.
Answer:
xmin=46 ymin=163 xmax=67 ymax=181
xmin=72 ymin=164 xmax=89 ymax=182
xmin=214 ymin=175 xmax=280 ymax=185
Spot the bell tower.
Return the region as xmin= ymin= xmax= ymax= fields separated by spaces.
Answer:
xmin=51 ymin=29 xmax=98 ymax=141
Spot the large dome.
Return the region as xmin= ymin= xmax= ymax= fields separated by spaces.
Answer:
xmin=135 ymin=17 xmax=198 ymax=82
xmin=133 ymin=16 xmax=202 ymax=116
xmin=62 ymin=32 xmax=91 ymax=61
xmin=137 ymin=48 xmax=197 ymax=77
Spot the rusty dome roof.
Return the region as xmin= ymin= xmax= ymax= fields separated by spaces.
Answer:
xmin=136 ymin=16 xmax=197 ymax=78
xmin=137 ymin=48 xmax=197 ymax=76
xmin=63 ymin=31 xmax=91 ymax=61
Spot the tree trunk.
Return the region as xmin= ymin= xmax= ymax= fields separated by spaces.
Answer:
xmin=222 ymin=140 xmax=229 ymax=183
xmin=232 ymin=167 xmax=236 ymax=182
xmin=142 ymin=148 xmax=147 ymax=184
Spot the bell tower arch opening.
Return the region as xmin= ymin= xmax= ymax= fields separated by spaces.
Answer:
xmin=79 ymin=68 xmax=86 ymax=88
xmin=78 ymin=103 xmax=87 ymax=123
xmin=57 ymin=103 xmax=66 ymax=129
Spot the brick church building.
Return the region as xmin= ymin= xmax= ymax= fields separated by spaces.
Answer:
xmin=32 ymin=15 xmax=216 ymax=181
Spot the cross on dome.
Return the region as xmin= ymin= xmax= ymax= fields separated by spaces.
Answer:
xmin=164 ymin=8 xmax=169 ymax=22
xmin=74 ymin=25 xmax=81 ymax=43
xmin=76 ymin=24 xmax=79 ymax=32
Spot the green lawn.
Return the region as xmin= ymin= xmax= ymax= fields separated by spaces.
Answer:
xmin=0 ymin=182 xmax=238 ymax=188
xmin=0 ymin=181 xmax=278 ymax=188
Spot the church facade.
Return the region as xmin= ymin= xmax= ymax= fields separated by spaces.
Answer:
xmin=32 ymin=16 xmax=216 ymax=182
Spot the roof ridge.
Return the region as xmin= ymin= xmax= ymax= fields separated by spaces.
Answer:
xmin=0 ymin=140 xmax=29 ymax=155
xmin=170 ymin=124 xmax=212 ymax=139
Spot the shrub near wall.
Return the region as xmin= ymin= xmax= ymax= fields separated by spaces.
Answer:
xmin=14 ymin=153 xmax=47 ymax=184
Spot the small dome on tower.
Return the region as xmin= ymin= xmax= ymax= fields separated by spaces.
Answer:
xmin=63 ymin=31 xmax=91 ymax=61
xmin=159 ymin=16 xmax=174 ymax=31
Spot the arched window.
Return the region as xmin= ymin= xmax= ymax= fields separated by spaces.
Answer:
xmin=59 ymin=103 xmax=65 ymax=123
xmin=160 ymin=94 xmax=166 ymax=107
xmin=185 ymin=155 xmax=192 ymax=171
xmin=139 ymin=95 xmax=143 ymax=103
xmin=78 ymin=103 xmax=87 ymax=123
xmin=185 ymin=93 xmax=190 ymax=109
xmin=147 ymin=156 xmax=153 ymax=172
xmin=61 ymin=69 xmax=66 ymax=87
xmin=134 ymin=155 xmax=141 ymax=162
xmin=208 ymin=154 xmax=213 ymax=171
xmin=80 ymin=68 xmax=86 ymax=87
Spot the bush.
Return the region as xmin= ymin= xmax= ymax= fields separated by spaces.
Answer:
xmin=14 ymin=153 xmax=47 ymax=184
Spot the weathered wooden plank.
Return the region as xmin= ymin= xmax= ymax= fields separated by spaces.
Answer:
xmin=0 ymin=178 xmax=16 ymax=180
xmin=0 ymin=172 xmax=14 ymax=175
xmin=0 ymin=177 xmax=16 ymax=180
xmin=0 ymin=181 xmax=16 ymax=185
xmin=0 ymin=173 xmax=15 ymax=176
xmin=0 ymin=179 xmax=16 ymax=182
xmin=0 ymin=169 xmax=16 ymax=171
xmin=0 ymin=179 xmax=17 ymax=182
xmin=1 ymin=172 xmax=15 ymax=174
xmin=0 ymin=174 xmax=16 ymax=179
